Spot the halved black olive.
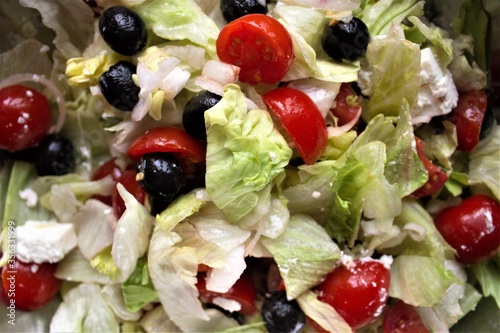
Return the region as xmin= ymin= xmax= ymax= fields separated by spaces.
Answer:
xmin=99 ymin=61 xmax=140 ymax=111
xmin=136 ymin=152 xmax=186 ymax=202
xmin=182 ymin=91 xmax=222 ymax=141
xmin=99 ymin=6 xmax=147 ymax=56
xmin=322 ymin=17 xmax=370 ymax=62
xmin=35 ymin=134 xmax=76 ymax=176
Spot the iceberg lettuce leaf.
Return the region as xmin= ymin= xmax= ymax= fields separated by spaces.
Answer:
xmin=205 ymin=84 xmax=292 ymax=223
xmin=261 ymin=214 xmax=340 ymax=300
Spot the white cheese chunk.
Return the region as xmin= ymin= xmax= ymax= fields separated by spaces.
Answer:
xmin=411 ymin=48 xmax=459 ymax=125
xmin=16 ymin=221 xmax=77 ymax=264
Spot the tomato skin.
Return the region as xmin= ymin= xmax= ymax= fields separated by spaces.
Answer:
xmin=446 ymin=90 xmax=487 ymax=152
xmin=196 ymin=271 xmax=257 ymax=316
xmin=382 ymin=301 xmax=429 ymax=333
xmin=1 ymin=258 xmax=61 ymax=311
xmin=330 ymin=83 xmax=361 ymax=126
xmin=216 ymin=14 xmax=294 ymax=84
xmin=434 ymin=195 xmax=500 ymax=264
xmin=111 ymin=169 xmax=147 ymax=218
xmin=263 ymin=87 xmax=328 ymax=165
xmin=316 ymin=260 xmax=391 ymax=330
xmin=91 ymin=158 xmax=124 ymax=205
xmin=127 ymin=126 xmax=205 ymax=164
xmin=411 ymin=137 xmax=448 ymax=199
xmin=0 ymin=85 xmax=52 ymax=152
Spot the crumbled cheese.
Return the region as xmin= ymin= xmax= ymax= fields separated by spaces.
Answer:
xmin=411 ymin=48 xmax=459 ymax=125
xmin=16 ymin=221 xmax=77 ymax=264
xmin=212 ymin=297 xmax=242 ymax=313
xmin=19 ymin=188 xmax=38 ymax=207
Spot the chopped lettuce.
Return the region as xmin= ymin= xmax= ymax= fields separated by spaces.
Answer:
xmin=468 ymin=123 xmax=500 ymax=201
xmin=55 ymin=248 xmax=116 ymax=284
xmin=131 ymin=0 xmax=220 ymax=58
xmin=101 ymin=284 xmax=143 ymax=322
xmin=389 ymin=255 xmax=461 ymax=307
xmin=122 ymin=259 xmax=158 ymax=312
xmin=260 ymin=214 xmax=340 ymax=300
xmin=50 ymin=283 xmax=120 ymax=332
xmin=205 ymin=84 xmax=292 ymax=223
xmin=471 ymin=259 xmax=500 ymax=308
xmin=358 ymin=24 xmax=421 ymax=121
xmin=356 ymin=0 xmax=425 ymax=36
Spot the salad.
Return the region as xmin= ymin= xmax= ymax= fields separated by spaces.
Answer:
xmin=0 ymin=0 xmax=499 ymax=332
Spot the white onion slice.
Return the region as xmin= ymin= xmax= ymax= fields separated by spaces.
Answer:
xmin=0 ymin=73 xmax=66 ymax=134
xmin=326 ymin=107 xmax=362 ymax=137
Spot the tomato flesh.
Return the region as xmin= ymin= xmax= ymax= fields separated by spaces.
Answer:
xmin=411 ymin=136 xmax=448 ymax=199
xmin=196 ymin=270 xmax=257 ymax=316
xmin=316 ymin=259 xmax=391 ymax=330
xmin=330 ymin=83 xmax=361 ymax=126
xmin=446 ymin=90 xmax=487 ymax=152
xmin=434 ymin=195 xmax=500 ymax=263
xmin=1 ymin=258 xmax=61 ymax=311
xmin=263 ymin=87 xmax=328 ymax=165
xmin=216 ymin=14 xmax=294 ymax=84
xmin=382 ymin=301 xmax=430 ymax=333
xmin=0 ymin=85 xmax=52 ymax=152
xmin=111 ymin=169 xmax=147 ymax=218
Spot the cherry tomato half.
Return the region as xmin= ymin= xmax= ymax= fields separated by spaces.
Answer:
xmin=91 ymin=158 xmax=124 ymax=206
xmin=1 ymin=258 xmax=61 ymax=311
xmin=196 ymin=270 xmax=257 ymax=316
xmin=127 ymin=126 xmax=205 ymax=163
xmin=0 ymin=85 xmax=52 ymax=152
xmin=382 ymin=301 xmax=430 ymax=333
xmin=263 ymin=87 xmax=328 ymax=165
xmin=216 ymin=14 xmax=294 ymax=84
xmin=316 ymin=259 xmax=391 ymax=330
xmin=411 ymin=136 xmax=449 ymax=199
xmin=111 ymin=169 xmax=147 ymax=218
xmin=446 ymin=90 xmax=487 ymax=152
xmin=330 ymin=83 xmax=361 ymax=126
xmin=434 ymin=195 xmax=500 ymax=264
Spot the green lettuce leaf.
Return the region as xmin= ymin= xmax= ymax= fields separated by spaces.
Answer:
xmin=139 ymin=305 xmax=182 ymax=332
xmin=471 ymin=260 xmax=500 ymax=308
xmin=55 ymin=248 xmax=116 ymax=284
xmin=122 ymin=259 xmax=158 ymax=312
xmin=389 ymin=255 xmax=461 ymax=307
xmin=131 ymin=0 xmax=220 ymax=58
xmin=0 ymin=39 xmax=53 ymax=80
xmin=49 ymin=283 xmax=120 ymax=333
xmin=356 ymin=0 xmax=425 ymax=35
xmin=205 ymin=84 xmax=292 ymax=223
xmin=358 ymin=24 xmax=421 ymax=121
xmin=468 ymin=123 xmax=500 ymax=201
xmin=260 ymin=214 xmax=340 ymax=300
xmin=102 ymin=284 xmax=142 ymax=322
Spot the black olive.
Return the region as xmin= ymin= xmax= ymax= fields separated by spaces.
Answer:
xmin=99 ymin=61 xmax=140 ymax=111
xmin=220 ymin=0 xmax=268 ymax=23
xmin=99 ymin=6 xmax=147 ymax=56
xmin=35 ymin=134 xmax=76 ymax=176
xmin=136 ymin=152 xmax=186 ymax=202
xmin=182 ymin=91 xmax=222 ymax=141
xmin=261 ymin=290 xmax=305 ymax=333
xmin=322 ymin=17 xmax=370 ymax=62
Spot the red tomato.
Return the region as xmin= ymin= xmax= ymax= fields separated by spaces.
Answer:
xmin=111 ymin=169 xmax=147 ymax=218
xmin=446 ymin=90 xmax=487 ymax=152
xmin=1 ymin=258 xmax=61 ymax=311
xmin=411 ymin=136 xmax=449 ymax=199
xmin=263 ymin=87 xmax=328 ymax=165
xmin=382 ymin=301 xmax=429 ymax=333
xmin=91 ymin=158 xmax=124 ymax=205
xmin=127 ymin=126 xmax=205 ymax=169
xmin=216 ymin=14 xmax=294 ymax=84
xmin=316 ymin=259 xmax=391 ymax=330
xmin=434 ymin=195 xmax=500 ymax=263
xmin=196 ymin=270 xmax=257 ymax=316
xmin=330 ymin=83 xmax=361 ymax=126
xmin=0 ymin=85 xmax=52 ymax=152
